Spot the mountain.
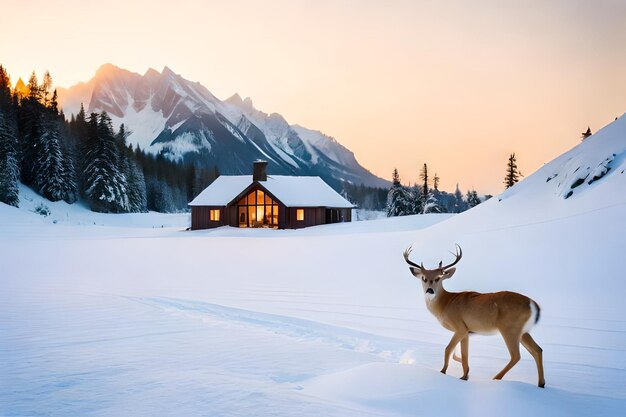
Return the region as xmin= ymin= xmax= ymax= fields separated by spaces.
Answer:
xmin=57 ymin=64 xmax=389 ymax=189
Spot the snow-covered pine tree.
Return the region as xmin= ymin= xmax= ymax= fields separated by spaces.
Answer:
xmin=386 ymin=168 xmax=412 ymax=217
xmin=0 ymin=66 xmax=19 ymax=207
xmin=82 ymin=112 xmax=129 ymax=212
xmin=417 ymin=163 xmax=439 ymax=213
xmin=466 ymin=189 xmax=481 ymax=208
xmin=126 ymin=159 xmax=147 ymax=212
xmin=409 ymin=184 xmax=422 ymax=215
xmin=33 ymin=117 xmax=76 ymax=202
xmin=0 ymin=110 xmax=20 ymax=207
xmin=61 ymin=149 xmax=77 ymax=203
xmin=116 ymin=124 xmax=147 ymax=213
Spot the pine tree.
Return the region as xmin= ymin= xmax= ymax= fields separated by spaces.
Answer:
xmin=27 ymin=71 xmax=41 ymax=102
xmin=41 ymin=71 xmax=52 ymax=107
xmin=418 ymin=163 xmax=438 ymax=213
xmin=0 ymin=66 xmax=20 ymax=206
xmin=453 ymin=184 xmax=467 ymax=213
xmin=466 ymin=189 xmax=481 ymax=208
xmin=433 ymin=173 xmax=440 ymax=192
xmin=126 ymin=159 xmax=147 ymax=212
xmin=386 ymin=168 xmax=412 ymax=216
xmin=0 ymin=110 xmax=20 ymax=207
xmin=50 ymin=89 xmax=58 ymax=113
xmin=391 ymin=168 xmax=400 ymax=187
xmin=422 ymin=191 xmax=439 ymax=214
xmin=409 ymin=184 xmax=422 ymax=214
xmin=581 ymin=127 xmax=592 ymax=140
xmin=33 ymin=118 xmax=72 ymax=201
xmin=420 ymin=163 xmax=429 ymax=199
xmin=17 ymin=100 xmax=44 ymax=185
xmin=117 ymin=124 xmax=147 ymax=213
xmin=504 ymin=153 xmax=521 ymax=189
xmin=82 ymin=112 xmax=129 ymax=212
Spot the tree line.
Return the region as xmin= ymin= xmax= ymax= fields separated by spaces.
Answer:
xmin=0 ymin=66 xmax=218 ymax=212
xmin=1 ymin=65 xmax=526 ymax=216
xmin=385 ymin=160 xmax=512 ymax=217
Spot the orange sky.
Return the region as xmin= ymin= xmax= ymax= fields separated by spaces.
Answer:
xmin=2 ymin=0 xmax=626 ymax=194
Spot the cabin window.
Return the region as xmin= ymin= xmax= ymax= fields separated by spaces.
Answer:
xmin=296 ymin=209 xmax=305 ymax=221
xmin=209 ymin=209 xmax=220 ymax=221
xmin=237 ymin=188 xmax=279 ymax=228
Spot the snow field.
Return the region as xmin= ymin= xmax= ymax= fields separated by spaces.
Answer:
xmin=2 ymin=114 xmax=626 ymax=416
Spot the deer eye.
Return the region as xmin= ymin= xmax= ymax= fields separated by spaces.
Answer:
xmin=435 ymin=278 xmax=440 ymax=283
xmin=422 ymin=277 xmax=426 ymax=282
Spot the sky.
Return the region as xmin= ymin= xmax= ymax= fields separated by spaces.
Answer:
xmin=2 ymin=0 xmax=626 ymax=194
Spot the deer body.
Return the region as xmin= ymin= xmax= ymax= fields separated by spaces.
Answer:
xmin=404 ymin=246 xmax=545 ymax=387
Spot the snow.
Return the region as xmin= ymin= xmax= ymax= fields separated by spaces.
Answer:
xmin=292 ymin=124 xmax=353 ymax=166
xmin=150 ymin=131 xmax=211 ymax=161
xmin=109 ymin=100 xmax=167 ymax=151
xmin=2 ymin=116 xmax=626 ymax=416
xmin=189 ymin=175 xmax=354 ymax=208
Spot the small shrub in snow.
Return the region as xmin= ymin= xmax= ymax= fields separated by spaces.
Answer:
xmin=34 ymin=203 xmax=51 ymax=217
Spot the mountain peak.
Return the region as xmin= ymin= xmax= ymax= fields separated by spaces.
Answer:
xmin=144 ymin=67 xmax=160 ymax=78
xmin=243 ymin=97 xmax=254 ymax=108
xmin=162 ymin=65 xmax=176 ymax=76
xmin=95 ymin=63 xmax=123 ymax=77
xmin=225 ymin=93 xmax=243 ymax=104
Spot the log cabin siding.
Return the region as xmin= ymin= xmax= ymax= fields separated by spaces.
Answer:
xmin=192 ymin=205 xmax=351 ymax=230
xmin=191 ymin=206 xmax=225 ymax=230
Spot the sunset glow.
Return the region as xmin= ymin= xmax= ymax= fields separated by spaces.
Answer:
xmin=2 ymin=0 xmax=626 ymax=193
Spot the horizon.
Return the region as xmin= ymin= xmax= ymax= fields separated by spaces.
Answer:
xmin=2 ymin=0 xmax=626 ymax=194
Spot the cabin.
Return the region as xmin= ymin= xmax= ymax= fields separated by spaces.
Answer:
xmin=189 ymin=161 xmax=354 ymax=230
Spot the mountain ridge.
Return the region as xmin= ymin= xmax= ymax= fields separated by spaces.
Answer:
xmin=58 ymin=64 xmax=389 ymax=189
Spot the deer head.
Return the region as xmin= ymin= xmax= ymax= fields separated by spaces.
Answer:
xmin=403 ymin=245 xmax=462 ymax=298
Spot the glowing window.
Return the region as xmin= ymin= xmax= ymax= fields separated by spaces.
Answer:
xmin=209 ymin=209 xmax=220 ymax=221
xmin=296 ymin=209 xmax=305 ymax=221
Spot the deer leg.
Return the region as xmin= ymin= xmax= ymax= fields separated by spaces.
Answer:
xmin=460 ymin=335 xmax=470 ymax=380
xmin=452 ymin=343 xmax=462 ymax=363
xmin=521 ymin=333 xmax=545 ymax=388
xmin=493 ymin=331 xmax=521 ymax=380
xmin=441 ymin=332 xmax=466 ymax=375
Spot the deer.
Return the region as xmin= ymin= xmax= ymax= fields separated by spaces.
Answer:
xmin=403 ymin=245 xmax=545 ymax=388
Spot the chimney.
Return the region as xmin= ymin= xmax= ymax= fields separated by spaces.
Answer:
xmin=253 ymin=160 xmax=268 ymax=181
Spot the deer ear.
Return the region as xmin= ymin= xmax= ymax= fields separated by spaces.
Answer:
xmin=409 ymin=267 xmax=423 ymax=278
xmin=442 ymin=267 xmax=456 ymax=279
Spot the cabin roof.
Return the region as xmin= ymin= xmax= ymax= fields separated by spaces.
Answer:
xmin=189 ymin=175 xmax=354 ymax=208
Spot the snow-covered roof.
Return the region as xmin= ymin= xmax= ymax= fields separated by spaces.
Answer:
xmin=189 ymin=175 xmax=354 ymax=208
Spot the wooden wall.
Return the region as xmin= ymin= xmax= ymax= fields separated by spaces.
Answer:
xmin=191 ymin=206 xmax=225 ymax=230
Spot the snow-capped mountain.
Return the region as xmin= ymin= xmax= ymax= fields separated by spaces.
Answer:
xmin=57 ymin=64 xmax=389 ymax=189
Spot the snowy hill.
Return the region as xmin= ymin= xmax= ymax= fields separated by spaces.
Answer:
xmin=2 ymin=116 xmax=626 ymax=416
xmin=57 ymin=64 xmax=389 ymax=189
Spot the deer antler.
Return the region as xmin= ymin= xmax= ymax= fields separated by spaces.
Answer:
xmin=403 ymin=246 xmax=423 ymax=270
xmin=440 ymin=244 xmax=462 ymax=270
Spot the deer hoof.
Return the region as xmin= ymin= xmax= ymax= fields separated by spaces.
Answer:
xmin=440 ymin=369 xmax=447 ymax=374
xmin=460 ymin=376 xmax=468 ymax=381
xmin=538 ymin=382 xmax=545 ymax=388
